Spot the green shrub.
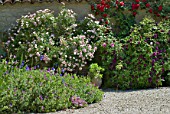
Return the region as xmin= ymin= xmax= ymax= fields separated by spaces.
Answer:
xmin=163 ymin=57 xmax=170 ymax=86
xmin=88 ymin=63 xmax=104 ymax=79
xmin=133 ymin=17 xmax=170 ymax=87
xmin=97 ymin=17 xmax=170 ymax=89
xmin=0 ymin=62 xmax=103 ymax=113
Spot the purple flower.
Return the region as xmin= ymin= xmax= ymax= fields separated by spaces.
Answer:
xmin=62 ymin=79 xmax=65 ymax=83
xmin=156 ymin=46 xmax=159 ymax=50
xmin=168 ymin=30 xmax=170 ymax=35
xmin=152 ymin=52 xmax=157 ymax=56
xmin=112 ymin=58 xmax=117 ymax=63
xmin=148 ymin=77 xmax=152 ymax=83
xmin=52 ymin=67 xmax=55 ymax=71
xmin=144 ymin=64 xmax=147 ymax=67
xmin=47 ymin=68 xmax=50 ymax=72
xmin=156 ymin=42 xmax=160 ymax=45
xmin=40 ymin=55 xmax=44 ymax=61
xmin=152 ymin=59 xmax=155 ymax=66
xmin=44 ymin=74 xmax=48 ymax=80
xmin=37 ymin=65 xmax=40 ymax=68
xmin=54 ymin=63 xmax=58 ymax=67
xmin=20 ymin=61 xmax=25 ymax=68
xmin=61 ymin=68 xmax=65 ymax=73
xmin=26 ymin=66 xmax=29 ymax=71
xmin=153 ymin=34 xmax=158 ymax=38
xmin=41 ymin=106 xmax=44 ymax=110
xmin=162 ymin=68 xmax=164 ymax=72
xmin=40 ymin=95 xmax=43 ymax=100
xmin=34 ymin=66 xmax=36 ymax=70
xmin=9 ymin=103 xmax=12 ymax=107
xmin=138 ymin=41 xmax=140 ymax=45
xmin=70 ymin=96 xmax=87 ymax=107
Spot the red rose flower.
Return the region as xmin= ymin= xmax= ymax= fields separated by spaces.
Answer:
xmin=105 ymin=4 xmax=110 ymax=9
xmin=132 ymin=3 xmax=136 ymax=10
xmin=95 ymin=12 xmax=99 ymax=15
xmin=133 ymin=12 xmax=137 ymax=16
xmin=136 ymin=4 xmax=140 ymax=9
xmin=149 ymin=8 xmax=152 ymax=13
xmin=91 ymin=5 xmax=95 ymax=10
xmin=101 ymin=0 xmax=105 ymax=5
xmin=103 ymin=13 xmax=108 ymax=18
xmin=135 ymin=0 xmax=140 ymax=3
xmin=97 ymin=4 xmax=101 ymax=10
xmin=146 ymin=3 xmax=150 ymax=8
xmin=100 ymin=5 xmax=105 ymax=12
xmin=105 ymin=21 xmax=109 ymax=24
xmin=142 ymin=0 xmax=146 ymax=2
xmin=132 ymin=3 xmax=140 ymax=10
xmin=116 ymin=0 xmax=119 ymax=5
xmin=154 ymin=11 xmax=158 ymax=14
xmin=158 ymin=5 xmax=163 ymax=11
xmin=156 ymin=13 xmax=160 ymax=17
xmin=119 ymin=1 xmax=124 ymax=6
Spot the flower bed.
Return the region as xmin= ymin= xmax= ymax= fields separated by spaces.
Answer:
xmin=0 ymin=0 xmax=170 ymax=113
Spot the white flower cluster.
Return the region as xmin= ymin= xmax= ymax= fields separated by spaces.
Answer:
xmin=59 ymin=35 xmax=97 ymax=72
xmin=5 ymin=9 xmax=58 ymax=65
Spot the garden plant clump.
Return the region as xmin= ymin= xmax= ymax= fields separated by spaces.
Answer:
xmin=4 ymin=6 xmax=106 ymax=73
xmin=0 ymin=60 xmax=103 ymax=113
xmin=97 ymin=17 xmax=170 ymax=89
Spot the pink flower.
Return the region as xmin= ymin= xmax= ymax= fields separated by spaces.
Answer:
xmin=102 ymin=43 xmax=107 ymax=47
xmin=110 ymin=43 xmax=114 ymax=47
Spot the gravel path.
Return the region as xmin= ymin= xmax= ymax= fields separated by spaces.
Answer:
xmin=51 ymin=87 xmax=170 ymax=114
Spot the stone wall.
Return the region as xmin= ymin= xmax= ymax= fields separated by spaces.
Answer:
xmin=0 ymin=1 xmax=93 ymax=40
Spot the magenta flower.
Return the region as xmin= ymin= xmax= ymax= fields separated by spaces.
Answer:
xmin=110 ymin=43 xmax=114 ymax=47
xmin=102 ymin=43 xmax=107 ymax=48
xmin=40 ymin=95 xmax=43 ymax=100
xmin=148 ymin=77 xmax=152 ymax=83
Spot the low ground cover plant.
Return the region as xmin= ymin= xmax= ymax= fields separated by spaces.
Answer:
xmin=0 ymin=60 xmax=103 ymax=113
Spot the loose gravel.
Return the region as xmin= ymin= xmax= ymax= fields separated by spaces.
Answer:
xmin=50 ymin=87 xmax=170 ymax=114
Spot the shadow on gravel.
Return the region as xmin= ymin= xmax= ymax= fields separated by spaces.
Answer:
xmin=101 ymin=87 xmax=170 ymax=93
